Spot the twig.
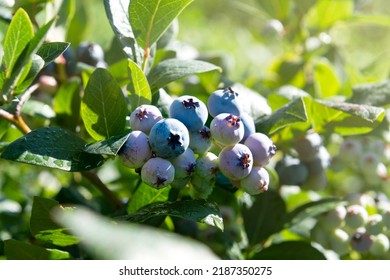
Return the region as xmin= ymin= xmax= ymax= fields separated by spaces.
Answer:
xmin=81 ymin=171 xmax=123 ymax=210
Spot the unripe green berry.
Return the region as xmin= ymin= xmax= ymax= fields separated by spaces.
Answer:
xmin=310 ymin=223 xmax=329 ymax=247
xmin=365 ymin=214 xmax=384 ymax=235
xmin=345 ymin=205 xmax=368 ymax=229
xmin=328 ymin=228 xmax=350 ymax=256
xmin=318 ymin=205 xmax=347 ymax=230
xmin=369 ymin=233 xmax=390 ymax=257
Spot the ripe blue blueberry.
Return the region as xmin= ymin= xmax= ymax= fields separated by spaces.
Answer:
xmin=240 ymin=166 xmax=270 ymax=195
xmin=169 ymin=95 xmax=208 ymax=131
xmin=141 ymin=157 xmax=175 ymax=188
xmin=244 ymin=132 xmax=276 ymax=166
xmin=239 ymin=112 xmax=256 ymax=143
xmin=189 ymin=125 xmax=212 ymax=155
xmin=76 ymin=41 xmax=106 ymax=67
xmin=149 ymin=118 xmax=189 ymax=159
xmin=119 ymin=130 xmax=152 ymax=169
xmin=129 ymin=105 xmax=163 ymax=135
xmin=218 ymin=143 xmax=253 ymax=180
xmin=170 ymin=148 xmax=196 ymax=179
xmin=207 ymin=87 xmax=243 ymax=117
xmin=210 ymin=113 xmax=244 ymax=145
xmin=275 ymin=155 xmax=308 ymax=186
xmin=294 ymin=133 xmax=322 ymax=162
xmin=350 ymin=229 xmax=373 ymax=253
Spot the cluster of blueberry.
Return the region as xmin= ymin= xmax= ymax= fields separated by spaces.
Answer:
xmin=119 ymin=87 xmax=276 ymax=198
xmin=275 ymin=132 xmax=330 ymax=190
xmin=311 ymin=192 xmax=390 ymax=258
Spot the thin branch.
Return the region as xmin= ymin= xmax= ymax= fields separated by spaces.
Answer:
xmin=15 ymin=83 xmax=39 ymax=118
xmin=81 ymin=171 xmax=123 ymax=210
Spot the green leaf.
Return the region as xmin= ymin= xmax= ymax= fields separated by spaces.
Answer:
xmin=1 ymin=16 xmax=56 ymax=102
xmin=4 ymin=239 xmax=71 ymax=260
xmin=305 ymin=0 xmax=354 ymax=30
xmin=148 ymin=59 xmax=221 ymax=93
xmin=285 ymin=198 xmax=343 ymax=227
xmin=83 ymin=130 xmax=130 ymax=156
xmin=36 ymin=42 xmax=70 ymax=66
xmin=30 ymin=196 xmax=61 ymax=236
xmin=108 ymin=59 xmax=131 ymax=86
xmin=307 ymin=98 xmax=385 ymax=135
xmin=34 ymin=228 xmax=79 ymax=247
xmin=1 ymin=126 xmax=105 ymax=171
xmin=53 ymin=78 xmax=81 ymax=131
xmin=53 ymin=207 xmax=218 ymax=260
xmin=81 ymin=68 xmax=127 ymax=141
xmin=255 ymin=97 xmax=308 ymax=134
xmin=1 ymin=8 xmax=34 ymax=78
xmin=127 ymin=59 xmax=152 ymax=111
xmin=127 ymin=182 xmax=170 ymax=213
xmin=104 ymin=0 xmax=144 ymax=64
xmin=21 ymin=99 xmax=55 ymax=119
xmin=14 ymin=54 xmax=44 ymax=94
xmin=129 ymin=0 xmax=194 ymax=50
xmin=313 ymin=58 xmax=340 ymax=98
xmin=349 ymin=80 xmax=390 ymax=106
xmin=256 ymin=0 xmax=291 ymax=20
xmin=242 ymin=190 xmax=287 ymax=246
xmin=251 ymin=241 xmax=326 ymax=260
xmin=120 ymin=200 xmax=223 ymax=231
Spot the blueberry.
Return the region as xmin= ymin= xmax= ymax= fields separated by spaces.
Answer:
xmin=207 ymin=87 xmax=243 ymax=117
xmin=193 ymin=152 xmax=219 ymax=181
xmin=365 ymin=214 xmax=384 ymax=235
xmin=141 ymin=157 xmax=175 ymax=188
xmin=350 ymin=229 xmax=373 ymax=253
xmin=119 ymin=130 xmax=152 ymax=169
xmin=301 ymin=157 xmax=327 ymax=191
xmin=339 ymin=138 xmax=362 ymax=161
xmin=328 ymin=228 xmax=350 ymax=256
xmin=240 ymin=166 xmax=270 ymax=195
xmin=169 ymin=95 xmax=208 ymax=131
xmin=170 ymin=147 xmax=196 ymax=179
xmin=345 ymin=205 xmax=368 ymax=229
xmin=149 ymin=118 xmax=189 ymax=159
xmin=244 ymin=132 xmax=276 ymax=166
xmin=218 ymin=143 xmax=253 ymax=180
xmin=382 ymin=209 xmax=390 ymax=228
xmin=210 ymin=113 xmax=244 ymax=145
xmin=76 ymin=41 xmax=106 ymax=67
xmin=239 ymin=112 xmax=256 ymax=143
xmin=369 ymin=233 xmax=390 ymax=257
xmin=129 ymin=105 xmax=163 ymax=135
xmin=294 ymin=133 xmax=322 ymax=162
xmin=189 ymin=125 xmax=212 ymax=155
xmin=310 ymin=223 xmax=329 ymax=247
xmin=318 ymin=205 xmax=347 ymax=230
xmin=275 ymin=155 xmax=308 ymax=186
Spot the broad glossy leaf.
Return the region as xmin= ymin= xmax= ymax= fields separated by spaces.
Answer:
xmin=307 ymin=98 xmax=385 ymax=135
xmin=104 ymin=0 xmax=143 ymax=64
xmin=349 ymin=80 xmax=390 ymax=106
xmin=14 ymin=54 xmax=44 ymax=94
xmin=121 ymin=200 xmax=223 ymax=231
xmin=83 ymin=130 xmax=130 ymax=156
xmin=53 ymin=78 xmax=81 ymax=131
xmin=1 ymin=127 xmax=105 ymax=171
xmin=129 ymin=0 xmax=193 ymax=49
xmin=36 ymin=42 xmax=70 ymax=66
xmin=21 ymin=100 xmax=55 ymax=119
xmin=242 ymin=190 xmax=287 ymax=245
xmin=108 ymin=59 xmax=131 ymax=86
xmin=313 ymin=58 xmax=340 ymax=98
xmin=4 ymin=239 xmax=71 ymax=260
xmin=53 ymin=207 xmax=218 ymax=260
xmin=81 ymin=68 xmax=127 ymax=141
xmin=285 ymin=197 xmax=342 ymax=227
xmin=148 ymin=59 xmax=221 ymax=93
xmin=305 ymin=0 xmax=353 ymax=30
xmin=255 ymin=97 xmax=308 ymax=134
xmin=127 ymin=59 xmax=152 ymax=111
xmin=127 ymin=182 xmax=170 ymax=213
xmin=251 ymin=241 xmax=326 ymax=260
xmin=1 ymin=8 xmax=34 ymax=78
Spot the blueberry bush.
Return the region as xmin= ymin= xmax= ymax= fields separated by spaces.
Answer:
xmin=1 ymin=0 xmax=390 ymax=260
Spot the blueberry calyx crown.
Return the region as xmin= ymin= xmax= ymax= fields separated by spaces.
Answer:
xmin=224 ymin=87 xmax=239 ymax=98
xmin=199 ymin=127 xmax=211 ymax=139
xmin=186 ymin=163 xmax=196 ymax=175
xmin=155 ymin=176 xmax=167 ymax=187
xmin=269 ymin=144 xmax=277 ymax=156
xmin=136 ymin=108 xmax=148 ymax=121
xmin=225 ymin=114 xmax=241 ymax=127
xmin=167 ymin=132 xmax=182 ymax=150
xmin=182 ymin=98 xmax=200 ymax=109
xmin=238 ymin=153 xmax=251 ymax=169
